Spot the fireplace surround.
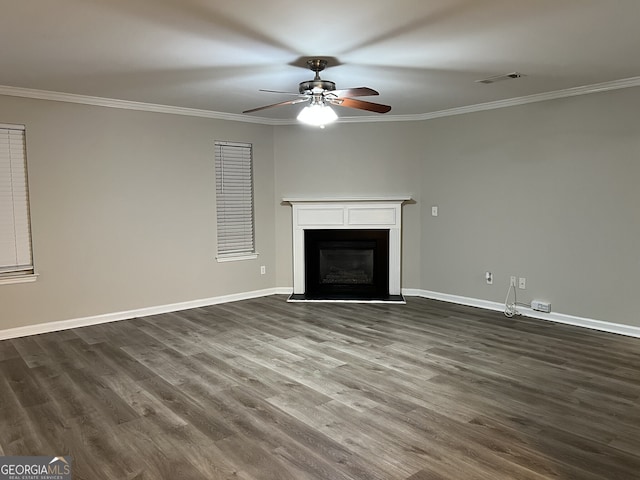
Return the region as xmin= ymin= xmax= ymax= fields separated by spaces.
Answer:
xmin=283 ymin=197 xmax=410 ymax=302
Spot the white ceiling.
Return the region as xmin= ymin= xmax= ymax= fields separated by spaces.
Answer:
xmin=1 ymin=0 xmax=639 ymax=121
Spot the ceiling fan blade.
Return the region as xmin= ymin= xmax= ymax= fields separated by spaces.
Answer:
xmin=328 ymin=87 xmax=379 ymax=97
xmin=330 ymin=97 xmax=391 ymax=114
xmin=243 ymin=98 xmax=307 ymax=114
xmin=259 ymin=89 xmax=301 ymax=96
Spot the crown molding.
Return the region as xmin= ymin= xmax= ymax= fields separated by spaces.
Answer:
xmin=0 ymin=85 xmax=276 ymax=125
xmin=1 ymin=76 xmax=639 ymax=125
xmin=414 ymin=76 xmax=640 ymax=121
xmin=336 ymin=113 xmax=426 ymax=124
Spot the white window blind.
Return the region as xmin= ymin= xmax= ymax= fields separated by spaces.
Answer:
xmin=215 ymin=141 xmax=255 ymax=257
xmin=0 ymin=125 xmax=33 ymax=276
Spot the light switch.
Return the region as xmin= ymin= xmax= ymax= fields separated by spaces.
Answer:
xmin=431 ymin=206 xmax=438 ymax=217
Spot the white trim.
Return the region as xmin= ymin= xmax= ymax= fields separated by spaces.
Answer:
xmin=2 ymin=285 xmax=637 ymax=340
xmin=0 ymin=85 xmax=272 ymax=124
xmin=402 ymin=288 xmax=504 ymax=312
xmin=0 ymin=273 xmax=38 ymax=285
xmin=0 ymin=287 xmax=282 ymax=341
xmin=282 ymin=196 xmax=412 ymax=203
xmin=403 ymin=289 xmax=640 ymax=339
xmin=1 ymin=76 xmax=639 ymax=125
xmin=0 ymin=123 xmax=25 ymax=130
xmin=215 ymin=253 xmax=258 ymax=263
xmin=274 ymin=287 xmax=293 ymax=295
xmin=413 ymin=76 xmax=640 ymax=121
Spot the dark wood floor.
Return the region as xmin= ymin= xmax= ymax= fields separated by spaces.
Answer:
xmin=1 ymin=296 xmax=639 ymax=479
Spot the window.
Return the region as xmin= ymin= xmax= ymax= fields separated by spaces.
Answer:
xmin=0 ymin=124 xmax=35 ymax=283
xmin=214 ymin=141 xmax=256 ymax=260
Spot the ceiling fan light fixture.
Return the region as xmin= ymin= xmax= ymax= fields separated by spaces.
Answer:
xmin=297 ymin=102 xmax=338 ymax=127
xmin=243 ymin=58 xmax=390 ymax=121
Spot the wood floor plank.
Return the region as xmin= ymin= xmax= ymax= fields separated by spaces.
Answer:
xmin=30 ymin=367 xmax=99 ymax=420
xmin=64 ymin=365 xmax=139 ymax=425
xmin=211 ymin=385 xmax=379 ymax=480
xmin=33 ymin=336 xmax=91 ymax=368
xmin=137 ymin=374 xmax=235 ymax=442
xmin=0 ymin=339 xmax=21 ymax=361
xmin=116 ymin=416 xmax=249 ymax=480
xmin=215 ymin=434 xmax=299 ymax=480
xmin=0 ymin=295 xmax=639 ymax=479
xmin=0 ymin=367 xmax=49 ymax=454
xmin=10 ymin=336 xmax=50 ymax=368
xmin=0 ymin=357 xmax=50 ymax=407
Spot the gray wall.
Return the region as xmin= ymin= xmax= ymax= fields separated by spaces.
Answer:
xmin=0 ymin=96 xmax=275 ymax=330
xmin=273 ymin=87 xmax=640 ymax=328
xmin=273 ymin=122 xmax=424 ymax=290
xmin=420 ymin=87 xmax=640 ymax=327
xmin=1 ymin=85 xmax=638 ymax=332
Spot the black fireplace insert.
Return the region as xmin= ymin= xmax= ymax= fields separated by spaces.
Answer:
xmin=300 ymin=229 xmax=392 ymax=300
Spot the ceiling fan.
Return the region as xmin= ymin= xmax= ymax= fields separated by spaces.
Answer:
xmin=242 ymin=59 xmax=391 ymax=126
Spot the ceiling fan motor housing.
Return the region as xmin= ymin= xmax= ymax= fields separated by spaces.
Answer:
xmin=299 ymin=58 xmax=336 ymax=93
xmin=299 ymin=79 xmax=336 ymax=94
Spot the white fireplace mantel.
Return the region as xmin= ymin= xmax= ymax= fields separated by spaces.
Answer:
xmin=283 ymin=197 xmax=411 ymax=297
xmin=282 ymin=196 xmax=412 ymax=203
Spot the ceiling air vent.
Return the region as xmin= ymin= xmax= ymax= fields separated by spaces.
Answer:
xmin=476 ymin=72 xmax=524 ymax=84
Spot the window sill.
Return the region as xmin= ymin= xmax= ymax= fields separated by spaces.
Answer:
xmin=216 ymin=253 xmax=259 ymax=263
xmin=0 ymin=273 xmax=39 ymax=285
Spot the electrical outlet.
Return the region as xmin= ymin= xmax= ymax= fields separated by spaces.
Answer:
xmin=510 ymin=276 xmax=517 ymax=287
xmin=485 ymin=271 xmax=493 ymax=285
xmin=260 ymin=266 xmax=266 ymax=275
xmin=518 ymin=277 xmax=526 ymax=289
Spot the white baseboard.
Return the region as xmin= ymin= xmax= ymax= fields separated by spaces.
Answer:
xmin=0 ymin=288 xmax=285 ymax=341
xmin=273 ymin=287 xmax=294 ymax=295
xmin=3 ymin=287 xmax=638 ymax=341
xmin=402 ymin=289 xmax=504 ymax=313
xmin=403 ymin=288 xmax=640 ymax=339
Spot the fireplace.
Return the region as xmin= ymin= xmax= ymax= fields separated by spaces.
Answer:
xmin=304 ymin=229 xmax=389 ymax=300
xmin=284 ymin=197 xmax=409 ymax=303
